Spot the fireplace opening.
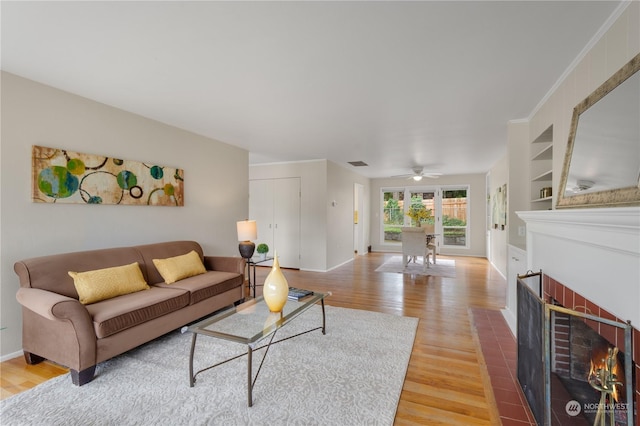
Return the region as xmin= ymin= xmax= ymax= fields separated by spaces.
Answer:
xmin=516 ymin=274 xmax=637 ymax=426
xmin=551 ymin=309 xmax=634 ymax=425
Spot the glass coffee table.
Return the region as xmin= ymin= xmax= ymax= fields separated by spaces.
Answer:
xmin=187 ymin=290 xmax=329 ymax=407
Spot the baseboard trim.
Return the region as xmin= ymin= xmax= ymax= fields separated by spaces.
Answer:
xmin=501 ymin=308 xmax=517 ymax=336
xmin=1 ymin=350 xmax=23 ymax=363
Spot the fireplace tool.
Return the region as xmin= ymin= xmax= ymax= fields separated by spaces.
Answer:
xmin=588 ymin=347 xmax=623 ymax=426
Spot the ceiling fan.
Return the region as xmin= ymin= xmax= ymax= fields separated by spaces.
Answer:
xmin=392 ymin=166 xmax=442 ymax=181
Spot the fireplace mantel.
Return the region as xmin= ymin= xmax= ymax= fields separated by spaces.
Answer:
xmin=516 ymin=206 xmax=640 ymax=327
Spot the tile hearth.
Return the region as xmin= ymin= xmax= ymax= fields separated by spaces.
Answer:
xmin=472 ymin=308 xmax=536 ymax=425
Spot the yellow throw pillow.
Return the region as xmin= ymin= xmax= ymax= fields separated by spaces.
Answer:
xmin=69 ymin=262 xmax=149 ymax=305
xmin=152 ymin=250 xmax=206 ymax=284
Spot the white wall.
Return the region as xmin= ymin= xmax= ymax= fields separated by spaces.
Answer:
xmin=249 ymin=159 xmax=371 ymax=272
xmin=0 ymin=72 xmax=248 ymax=358
xmin=249 ymin=160 xmax=328 ymax=271
xmin=506 ymin=120 xmax=529 ymax=250
xmin=503 ymin=2 xmax=639 ymax=333
xmin=488 ymin=156 xmax=508 ymax=278
xmin=369 ymin=173 xmax=487 ymax=257
xmin=326 ymin=161 xmax=370 ymax=269
xmin=530 ymin=1 xmax=639 ymax=197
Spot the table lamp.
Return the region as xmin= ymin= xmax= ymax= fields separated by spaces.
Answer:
xmin=236 ymin=219 xmax=257 ymax=259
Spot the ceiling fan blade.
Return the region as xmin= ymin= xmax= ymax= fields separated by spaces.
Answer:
xmin=390 ymin=167 xmax=442 ymax=180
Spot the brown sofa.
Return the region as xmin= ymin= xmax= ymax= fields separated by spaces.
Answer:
xmin=14 ymin=240 xmax=245 ymax=385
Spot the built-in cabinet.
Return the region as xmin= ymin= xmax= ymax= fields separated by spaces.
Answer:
xmin=504 ymin=244 xmax=528 ymax=334
xmin=529 ymin=125 xmax=553 ymax=210
xmin=249 ymin=178 xmax=301 ymax=269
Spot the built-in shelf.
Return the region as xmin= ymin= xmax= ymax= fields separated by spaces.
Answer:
xmin=532 ymin=170 xmax=552 ymax=182
xmin=531 ymin=196 xmax=552 ymax=203
xmin=531 ymin=143 xmax=552 ymax=161
xmin=530 ymin=125 xmax=553 ymax=210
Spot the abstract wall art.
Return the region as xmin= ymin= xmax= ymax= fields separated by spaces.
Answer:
xmin=32 ymin=145 xmax=184 ymax=206
xmin=492 ymin=183 xmax=507 ymax=230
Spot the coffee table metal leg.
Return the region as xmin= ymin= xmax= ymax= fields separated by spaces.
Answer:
xmin=189 ymin=333 xmax=198 ymax=387
xmin=189 ymin=296 xmax=327 ymax=406
xmin=321 ymin=298 xmax=326 ymax=335
xmin=247 ymin=345 xmax=253 ymax=407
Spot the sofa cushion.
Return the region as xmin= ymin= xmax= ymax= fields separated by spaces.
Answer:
xmin=134 ymin=241 xmax=204 ymax=285
xmin=86 ymin=287 xmax=190 ymax=338
xmin=14 ymin=247 xmax=145 ymax=299
xmin=152 ymin=250 xmax=206 ymax=284
xmin=68 ymin=262 xmax=150 ymax=305
xmin=152 ymin=271 xmax=243 ymax=305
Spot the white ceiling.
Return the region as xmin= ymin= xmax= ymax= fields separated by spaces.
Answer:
xmin=0 ymin=1 xmax=623 ymax=178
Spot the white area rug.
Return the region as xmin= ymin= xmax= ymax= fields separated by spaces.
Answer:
xmin=375 ymin=256 xmax=457 ymax=278
xmin=1 ymin=306 xmax=418 ymax=426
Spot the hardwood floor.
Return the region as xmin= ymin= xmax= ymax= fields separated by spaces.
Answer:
xmin=0 ymin=252 xmax=506 ymax=425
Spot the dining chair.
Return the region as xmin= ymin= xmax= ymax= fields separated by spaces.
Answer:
xmin=401 ymin=227 xmax=428 ymax=271
xmin=421 ymin=223 xmax=437 ymax=266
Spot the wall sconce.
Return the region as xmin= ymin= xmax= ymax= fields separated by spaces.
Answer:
xmin=236 ymin=219 xmax=257 ymax=259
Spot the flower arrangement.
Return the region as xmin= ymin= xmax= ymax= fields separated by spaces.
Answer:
xmin=406 ymin=206 xmax=432 ymax=226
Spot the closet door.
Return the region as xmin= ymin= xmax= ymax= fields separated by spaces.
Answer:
xmin=249 ymin=179 xmax=274 ymax=256
xmin=272 ymin=178 xmax=300 ymax=269
xmin=249 ymin=178 xmax=300 ymax=269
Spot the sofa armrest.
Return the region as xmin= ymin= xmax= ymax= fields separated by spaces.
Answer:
xmin=17 ymin=288 xmax=78 ymax=321
xmin=16 ymin=287 xmax=97 ymax=378
xmin=16 ymin=287 xmax=95 ymax=339
xmin=203 ymin=256 xmax=246 ymax=276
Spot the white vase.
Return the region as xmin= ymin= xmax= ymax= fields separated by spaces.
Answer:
xmin=262 ymin=254 xmax=289 ymax=313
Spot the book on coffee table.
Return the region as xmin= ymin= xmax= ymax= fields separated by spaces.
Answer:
xmin=288 ymin=287 xmax=314 ymax=300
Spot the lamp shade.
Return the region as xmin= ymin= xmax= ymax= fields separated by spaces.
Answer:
xmin=237 ymin=220 xmax=257 ymax=241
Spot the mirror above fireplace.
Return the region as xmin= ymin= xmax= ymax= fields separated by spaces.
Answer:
xmin=557 ymin=53 xmax=640 ymax=209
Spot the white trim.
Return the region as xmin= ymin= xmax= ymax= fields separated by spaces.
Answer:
xmin=528 ymin=1 xmax=633 ymax=120
xmin=441 ymin=185 xmax=471 ymax=250
xmin=489 ymin=259 xmax=507 ymax=280
xmin=516 ymin=206 xmax=640 ymax=327
xmin=501 ymin=309 xmax=517 ymax=337
xmin=250 ymin=158 xmax=326 ymax=167
xmin=380 ymin=185 xmax=472 ymax=250
xmin=302 ymin=257 xmax=355 ymax=273
xmin=1 ymin=350 xmax=23 ymax=363
xmin=517 ymin=207 xmax=640 ymax=255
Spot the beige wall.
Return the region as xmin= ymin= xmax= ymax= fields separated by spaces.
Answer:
xmin=0 ymin=72 xmax=249 ymax=359
xmin=488 ymin=156 xmax=508 ymax=277
xmin=249 ymin=159 xmax=371 ymax=272
xmin=502 ymin=2 xmax=639 ymax=322
xmin=326 ymin=161 xmax=371 ymax=269
xmin=532 ymin=1 xmax=640 ymax=203
xmin=506 ymin=120 xmax=529 ymax=250
xmin=250 ymin=160 xmax=328 ymax=271
xmin=369 ymin=173 xmax=488 ymax=258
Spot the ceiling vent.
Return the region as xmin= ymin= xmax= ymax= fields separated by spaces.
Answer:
xmin=348 ymin=161 xmax=368 ymax=167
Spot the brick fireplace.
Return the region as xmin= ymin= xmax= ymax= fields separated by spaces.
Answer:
xmin=514 ymin=207 xmax=640 ymax=425
xmin=545 ymin=275 xmax=638 ymax=425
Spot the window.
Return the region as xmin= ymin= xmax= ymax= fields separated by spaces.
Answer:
xmin=442 ymin=188 xmax=468 ymax=247
xmin=382 ymin=190 xmax=404 ymax=243
xmin=381 ymin=186 xmax=469 ymax=248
